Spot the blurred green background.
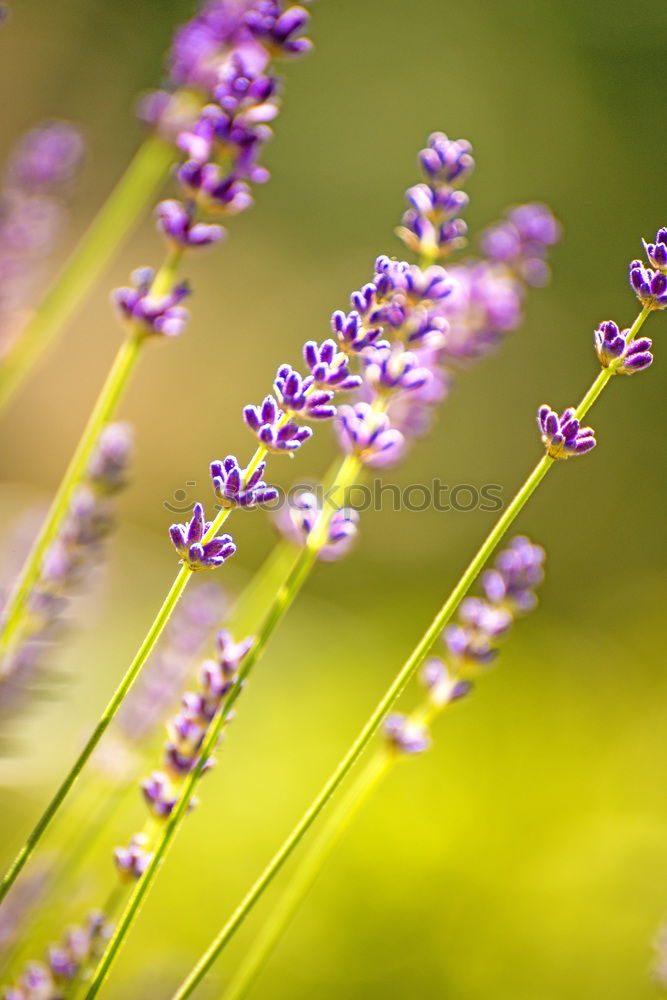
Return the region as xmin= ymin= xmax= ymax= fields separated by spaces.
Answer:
xmin=1 ymin=0 xmax=667 ymax=997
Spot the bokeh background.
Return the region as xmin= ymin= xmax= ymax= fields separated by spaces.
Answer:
xmin=1 ymin=1 xmax=667 ymax=997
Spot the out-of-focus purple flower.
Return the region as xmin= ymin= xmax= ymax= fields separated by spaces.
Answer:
xmin=115 ymin=581 xmax=225 ymax=746
xmin=537 ymin=405 xmax=596 ymax=459
xmin=629 ymin=259 xmax=667 ymax=310
xmin=176 ymin=160 xmax=255 ymax=213
xmin=169 ymin=503 xmax=236 ymax=570
xmin=273 ymin=365 xmax=336 ymax=420
xmin=302 ymin=339 xmax=362 ymax=391
xmin=6 ymin=121 xmax=84 ymax=195
xmin=113 ymin=834 xmax=153 ymax=881
xmin=112 ymin=267 xmax=190 ymax=338
xmin=443 ymin=598 xmax=512 ymax=668
xmin=210 ymin=455 xmax=278 ymax=508
xmin=6 ymin=913 xmax=112 ymax=998
xmin=363 ymin=343 xmax=433 ymax=396
xmin=419 ymin=132 xmax=474 ymax=187
xmin=643 ymin=228 xmax=667 ymax=274
xmin=480 ymin=203 xmax=561 ymax=287
xmin=141 ymin=771 xmax=180 ymax=819
xmin=0 ymin=425 xmax=133 ymax=725
xmin=383 ymin=713 xmax=430 ymax=755
xmin=335 ymin=403 xmax=406 ymax=469
xmin=156 ymin=199 xmax=225 ymax=249
xmin=273 ymin=488 xmax=360 ymax=561
xmin=420 ymin=657 xmax=473 ymax=707
xmin=482 ymin=536 xmax=545 ymax=614
xmin=244 ymin=394 xmax=313 ymax=453
xmin=594 ymin=320 xmax=653 ymax=374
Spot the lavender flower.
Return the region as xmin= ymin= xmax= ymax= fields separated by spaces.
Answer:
xmin=629 ymin=259 xmax=667 ymax=310
xmin=302 ymin=339 xmax=362 ymax=391
xmin=0 ymin=121 xmax=84 ymax=358
xmin=443 ymin=597 xmax=512 ymax=668
xmin=397 ymin=132 xmax=474 ymax=260
xmin=482 ymin=535 xmax=545 ymax=613
xmin=274 ymin=489 xmax=360 ymax=561
xmin=169 ymin=503 xmax=236 ymax=570
xmin=112 ymin=267 xmax=190 ymax=338
xmin=383 ymin=713 xmax=431 ymax=755
xmin=155 ymin=199 xmax=225 ymax=249
xmin=243 ymin=394 xmax=313 ymax=453
xmin=420 ymin=658 xmax=472 ymax=708
xmin=0 ymin=424 xmax=133 ymax=721
xmin=481 ymin=203 xmax=561 ymax=287
xmin=5 ymin=913 xmax=112 ymax=999
xmin=331 ymin=309 xmax=383 ymax=354
xmin=594 ymin=320 xmax=653 ymax=374
xmin=115 ymin=582 xmax=226 ymax=746
xmin=335 ymin=403 xmax=405 ymax=469
xmin=210 ymin=455 xmax=278 ymax=508
xmin=643 ymin=228 xmax=667 ymax=274
xmin=273 ymin=365 xmax=336 ymax=419
xmin=537 ymin=405 xmax=596 ymax=459
xmin=363 ymin=343 xmax=433 ymax=395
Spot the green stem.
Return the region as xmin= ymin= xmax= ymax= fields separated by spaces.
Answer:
xmin=221 ymin=753 xmax=391 ymax=1000
xmin=80 ymin=454 xmax=363 ymax=1000
xmin=0 ymin=562 xmax=192 ymax=907
xmin=0 ymin=134 xmax=174 ymax=411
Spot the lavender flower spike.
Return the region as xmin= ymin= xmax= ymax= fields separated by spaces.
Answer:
xmin=274 ymin=488 xmax=360 ymax=561
xmin=483 ymin=535 xmax=545 ymax=613
xmin=594 ymin=320 xmax=653 ymax=374
xmin=169 ymin=502 xmax=236 ymax=570
xmin=113 ymin=834 xmax=153 ymax=881
xmin=336 ymin=402 xmax=406 ymax=468
xmin=629 ymin=259 xmax=667 ymax=310
xmin=273 ymin=364 xmax=336 ymax=419
xmin=303 ymin=339 xmax=362 ymax=391
xmin=243 ymin=394 xmax=313 ymax=453
xmin=537 ymin=405 xmax=596 ymax=459
xmin=210 ymin=455 xmax=278 ymax=508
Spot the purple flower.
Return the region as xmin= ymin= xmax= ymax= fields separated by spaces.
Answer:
xmin=141 ymin=771 xmax=179 ymax=819
xmin=418 ymin=132 xmax=474 ymax=187
xmin=243 ymin=394 xmax=313 ymax=452
xmin=443 ymin=598 xmax=512 ymax=668
xmin=244 ymin=3 xmax=313 ymax=58
xmin=169 ymin=502 xmax=236 ymax=570
xmin=177 ymin=160 xmax=255 ymax=214
xmin=482 ymin=535 xmax=545 ymax=614
xmin=594 ymin=320 xmax=653 ymax=374
xmin=86 ymin=422 xmax=134 ymax=494
xmin=274 ymin=489 xmax=360 ymax=561
xmin=156 ymin=199 xmax=225 ymax=249
xmin=112 ymin=267 xmax=190 ymax=337
xmin=363 ymin=343 xmax=433 ymax=395
xmin=383 ymin=713 xmax=430 ymax=755
xmin=537 ymin=405 xmax=596 ymax=459
xmin=273 ymin=364 xmax=336 ymax=419
xmin=629 ymin=259 xmax=667 ymax=310
xmin=642 ymin=228 xmax=667 ymax=273
xmin=7 ymin=121 xmax=85 ymax=195
xmin=420 ymin=657 xmax=472 ymax=707
xmin=331 ymin=309 xmax=383 ymax=354
xmin=210 ymin=455 xmax=278 ymax=508
xmin=113 ymin=834 xmax=153 ymax=881
xmin=480 ymin=203 xmax=561 ymax=287
xmin=302 ymin=339 xmax=362 ymax=391
xmin=335 ymin=403 xmax=406 ymax=469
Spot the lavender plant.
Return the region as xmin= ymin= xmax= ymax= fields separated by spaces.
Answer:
xmin=168 ymin=231 xmax=663 ymax=998
xmin=0 ymin=0 xmax=313 ymax=903
xmin=222 ymin=536 xmax=545 ymax=999
xmin=0 ymin=423 xmax=133 ymax=726
xmin=73 ymin=134 xmax=563 ymax=997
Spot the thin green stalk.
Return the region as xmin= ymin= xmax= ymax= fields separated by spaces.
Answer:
xmin=0 ymin=134 xmax=174 ymax=411
xmin=81 ymin=453 xmax=363 ymax=1000
xmin=0 ymin=562 xmax=191 ymax=906
xmin=172 ymin=305 xmax=657 ymax=996
xmin=0 ymin=244 xmax=185 ymax=670
xmin=222 ymin=753 xmax=391 ymax=1000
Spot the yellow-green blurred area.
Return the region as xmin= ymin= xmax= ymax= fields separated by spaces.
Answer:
xmin=1 ymin=0 xmax=667 ymax=997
